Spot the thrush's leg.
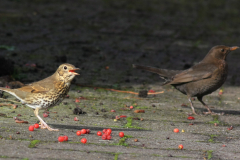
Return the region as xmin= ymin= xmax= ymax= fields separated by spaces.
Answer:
xmin=188 ymin=96 xmax=197 ymax=115
xmin=34 ymin=108 xmax=59 ymax=131
xmin=197 ymin=96 xmax=212 ymax=114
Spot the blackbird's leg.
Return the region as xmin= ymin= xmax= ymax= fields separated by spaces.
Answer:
xmin=188 ymin=96 xmax=198 ymax=115
xmin=197 ymin=96 xmax=212 ymax=114
xmin=34 ymin=107 xmax=59 ymax=131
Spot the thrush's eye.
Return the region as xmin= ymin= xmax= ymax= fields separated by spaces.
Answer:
xmin=64 ymin=66 xmax=67 ymax=70
xmin=221 ymin=49 xmax=224 ymax=52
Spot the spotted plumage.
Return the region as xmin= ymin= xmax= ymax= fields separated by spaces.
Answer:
xmin=0 ymin=63 xmax=79 ymax=131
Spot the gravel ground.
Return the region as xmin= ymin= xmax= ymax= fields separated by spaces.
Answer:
xmin=0 ymin=0 xmax=240 ymax=159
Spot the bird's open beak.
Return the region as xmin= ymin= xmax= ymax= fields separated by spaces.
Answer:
xmin=230 ymin=46 xmax=239 ymax=51
xmin=69 ymin=68 xmax=80 ymax=75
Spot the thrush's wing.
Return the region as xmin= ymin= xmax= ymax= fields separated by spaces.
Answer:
xmin=165 ymin=63 xmax=218 ymax=85
xmin=18 ymin=75 xmax=57 ymax=93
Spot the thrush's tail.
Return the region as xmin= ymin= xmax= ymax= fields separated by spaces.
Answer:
xmin=133 ymin=64 xmax=181 ymax=78
xmin=0 ymin=87 xmax=25 ymax=102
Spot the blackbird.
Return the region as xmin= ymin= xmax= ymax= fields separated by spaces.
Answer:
xmin=133 ymin=45 xmax=239 ymax=115
xmin=0 ymin=64 xmax=79 ymax=131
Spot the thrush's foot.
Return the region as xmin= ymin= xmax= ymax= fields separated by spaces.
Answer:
xmin=40 ymin=122 xmax=59 ymax=131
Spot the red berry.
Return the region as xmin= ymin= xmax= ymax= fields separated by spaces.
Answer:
xmin=107 ymin=135 xmax=112 ymax=140
xmin=187 ymin=116 xmax=195 ymax=120
xmin=102 ymin=134 xmax=107 ymax=140
xmin=81 ymin=129 xmax=87 ymax=134
xmin=103 ymin=129 xmax=107 ymax=133
xmin=58 ymin=136 xmax=64 ymax=142
xmin=63 ymin=135 xmax=68 ymax=141
xmin=75 ymin=99 xmax=80 ymax=103
xmin=106 ymin=129 xmax=112 ymax=134
xmin=148 ymin=89 xmax=155 ymax=93
xmin=74 ymin=117 xmax=79 ymax=121
xmin=120 ymin=115 xmax=127 ymax=118
xmin=76 ymin=131 xmax=81 ymax=136
xmin=173 ymin=128 xmax=179 ymax=133
xmin=97 ymin=131 xmax=102 ymax=136
xmin=110 ymin=110 xmax=116 ymax=112
xmin=130 ymin=106 xmax=134 ymax=109
xmin=28 ymin=125 xmax=34 ymax=131
xmin=119 ymin=132 xmax=124 ymax=137
xmin=81 ymin=138 xmax=87 ymax=144
xmin=178 ymin=144 xmax=183 ymax=149
xmin=43 ymin=113 xmax=48 ymax=117
xmin=34 ymin=123 xmax=39 ymax=129
xmin=86 ymin=129 xmax=90 ymax=134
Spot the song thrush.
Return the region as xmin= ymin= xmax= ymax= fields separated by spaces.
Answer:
xmin=0 ymin=63 xmax=79 ymax=131
xmin=133 ymin=45 xmax=239 ymax=115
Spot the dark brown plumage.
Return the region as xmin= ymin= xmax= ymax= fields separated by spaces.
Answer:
xmin=0 ymin=63 xmax=79 ymax=131
xmin=133 ymin=45 xmax=239 ymax=114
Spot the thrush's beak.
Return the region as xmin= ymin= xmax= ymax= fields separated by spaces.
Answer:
xmin=230 ymin=46 xmax=239 ymax=51
xmin=69 ymin=68 xmax=80 ymax=75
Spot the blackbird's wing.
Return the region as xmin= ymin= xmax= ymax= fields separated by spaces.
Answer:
xmin=165 ymin=63 xmax=218 ymax=85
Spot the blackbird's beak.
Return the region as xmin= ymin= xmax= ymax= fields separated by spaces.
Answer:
xmin=230 ymin=46 xmax=239 ymax=51
xmin=69 ymin=68 xmax=80 ymax=75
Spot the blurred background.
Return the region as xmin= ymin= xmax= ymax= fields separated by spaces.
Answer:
xmin=0 ymin=0 xmax=240 ymax=89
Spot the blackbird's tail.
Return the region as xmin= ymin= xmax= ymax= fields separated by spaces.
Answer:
xmin=133 ymin=64 xmax=181 ymax=79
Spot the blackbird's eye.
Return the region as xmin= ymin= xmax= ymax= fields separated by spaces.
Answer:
xmin=64 ymin=66 xmax=67 ymax=70
xmin=221 ymin=49 xmax=224 ymax=52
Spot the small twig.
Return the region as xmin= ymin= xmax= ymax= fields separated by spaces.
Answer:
xmin=76 ymin=84 xmax=164 ymax=95
xmin=0 ymin=103 xmax=16 ymax=107
xmin=0 ymin=98 xmax=21 ymax=104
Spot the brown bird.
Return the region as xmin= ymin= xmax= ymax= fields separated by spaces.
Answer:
xmin=0 ymin=63 xmax=79 ymax=131
xmin=133 ymin=45 xmax=239 ymax=115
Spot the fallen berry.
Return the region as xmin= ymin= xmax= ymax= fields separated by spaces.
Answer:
xmin=181 ymin=129 xmax=185 ymax=132
xmin=120 ymin=115 xmax=127 ymax=118
xmin=58 ymin=136 xmax=64 ymax=142
xmin=219 ymin=89 xmax=223 ymax=95
xmin=148 ymin=89 xmax=155 ymax=93
xmin=227 ymin=126 xmax=233 ymax=130
xmin=103 ymin=129 xmax=107 ymax=133
xmin=34 ymin=123 xmax=39 ymax=129
xmin=75 ymin=99 xmax=80 ymax=103
xmin=110 ymin=110 xmax=116 ymax=112
xmin=134 ymin=139 xmax=138 ymax=142
xmin=81 ymin=138 xmax=87 ymax=144
xmin=43 ymin=113 xmax=48 ymax=117
xmin=102 ymin=134 xmax=107 ymax=140
xmin=107 ymin=135 xmax=111 ymax=140
xmin=187 ymin=116 xmax=195 ymax=120
xmin=97 ymin=131 xmax=102 ymax=136
xmin=119 ymin=132 xmax=124 ymax=137
xmin=28 ymin=126 xmax=34 ymax=131
xmin=173 ymin=128 xmax=179 ymax=133
xmin=86 ymin=129 xmax=90 ymax=134
xmin=115 ymin=116 xmax=120 ymax=120
xmin=81 ymin=129 xmax=87 ymax=134
xmin=130 ymin=106 xmax=134 ymax=109
xmin=74 ymin=117 xmax=79 ymax=121
xmin=222 ymin=144 xmax=226 ymax=147
xmin=63 ymin=135 xmax=68 ymax=141
xmin=106 ymin=128 xmax=112 ymax=134
xmin=178 ymin=144 xmax=183 ymax=149
xmin=76 ymin=131 xmax=81 ymax=136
